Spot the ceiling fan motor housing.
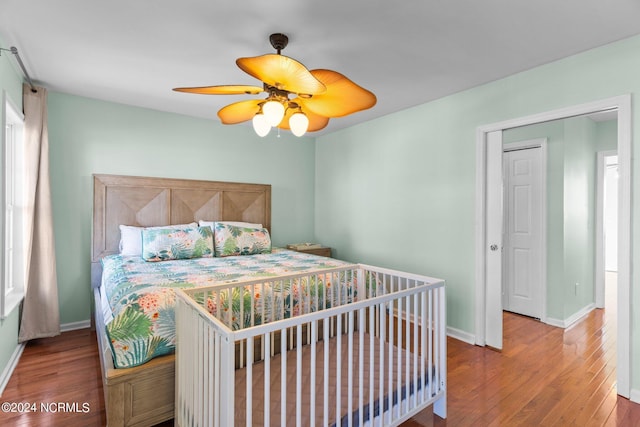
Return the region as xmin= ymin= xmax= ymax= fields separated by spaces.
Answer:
xmin=269 ymin=33 xmax=288 ymax=53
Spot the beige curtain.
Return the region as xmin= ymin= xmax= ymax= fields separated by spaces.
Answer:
xmin=18 ymin=84 xmax=60 ymax=342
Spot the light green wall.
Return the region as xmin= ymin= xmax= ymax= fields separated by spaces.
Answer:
xmin=47 ymin=92 xmax=317 ymax=324
xmin=316 ymin=34 xmax=640 ymax=390
xmin=596 ymin=120 xmax=618 ymax=152
xmin=562 ymin=116 xmax=597 ymax=318
xmin=0 ymin=34 xmax=24 ymax=387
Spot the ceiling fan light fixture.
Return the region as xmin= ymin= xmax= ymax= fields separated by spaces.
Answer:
xmin=263 ymin=99 xmax=285 ymax=127
xmin=252 ymin=113 xmax=271 ymax=137
xmin=289 ymin=112 xmax=309 ymax=137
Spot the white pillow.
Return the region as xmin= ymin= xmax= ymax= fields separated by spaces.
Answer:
xmin=119 ymin=223 xmax=197 ymax=257
xmin=198 ymin=220 xmax=263 ymax=231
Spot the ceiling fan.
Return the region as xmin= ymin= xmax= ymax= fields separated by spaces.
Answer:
xmin=173 ymin=33 xmax=377 ymax=137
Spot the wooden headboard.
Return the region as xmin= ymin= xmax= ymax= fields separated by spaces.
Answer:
xmin=91 ymin=174 xmax=271 ymax=287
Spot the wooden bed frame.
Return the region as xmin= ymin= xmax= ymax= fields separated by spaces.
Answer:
xmin=91 ymin=174 xmax=271 ymax=426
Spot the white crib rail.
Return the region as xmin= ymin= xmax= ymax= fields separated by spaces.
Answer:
xmin=176 ymin=264 xmax=446 ymax=427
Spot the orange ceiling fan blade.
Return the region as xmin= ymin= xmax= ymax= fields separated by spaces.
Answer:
xmin=278 ymin=101 xmax=330 ymax=132
xmin=217 ymin=99 xmax=263 ymax=124
xmin=236 ymin=54 xmax=326 ymax=95
xmin=173 ymin=85 xmax=264 ymax=95
xmin=299 ymin=69 xmax=377 ymax=118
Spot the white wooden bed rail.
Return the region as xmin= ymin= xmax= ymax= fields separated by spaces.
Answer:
xmin=175 ymin=264 xmax=446 ymax=427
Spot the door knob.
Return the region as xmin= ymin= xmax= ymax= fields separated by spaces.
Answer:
xmin=490 ymin=244 xmax=499 ymax=251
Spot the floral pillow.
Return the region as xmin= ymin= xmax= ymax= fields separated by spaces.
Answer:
xmin=119 ymin=222 xmax=197 ymax=257
xmin=141 ymin=226 xmax=214 ymax=262
xmin=213 ymin=223 xmax=272 ymax=257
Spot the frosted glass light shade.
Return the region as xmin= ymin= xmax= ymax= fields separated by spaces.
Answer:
xmin=252 ymin=114 xmax=271 ymax=137
xmin=263 ymin=100 xmax=285 ymax=127
xmin=289 ymin=112 xmax=309 ymax=137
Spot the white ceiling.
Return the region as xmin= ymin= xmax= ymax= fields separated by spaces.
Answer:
xmin=1 ymin=0 xmax=639 ymax=135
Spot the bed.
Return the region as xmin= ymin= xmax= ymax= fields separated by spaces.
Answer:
xmin=92 ymin=174 xmax=447 ymax=426
xmin=92 ymin=174 xmax=280 ymax=426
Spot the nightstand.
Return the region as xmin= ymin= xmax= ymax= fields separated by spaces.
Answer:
xmin=288 ymin=245 xmax=332 ymax=258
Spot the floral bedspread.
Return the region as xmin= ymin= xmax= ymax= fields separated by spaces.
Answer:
xmin=100 ymin=248 xmax=354 ymax=368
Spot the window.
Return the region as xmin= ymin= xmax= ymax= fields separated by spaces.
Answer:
xmin=1 ymin=92 xmax=26 ymax=319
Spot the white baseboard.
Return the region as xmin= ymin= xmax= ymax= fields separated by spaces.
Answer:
xmin=544 ymin=317 xmax=565 ymax=328
xmin=0 ymin=342 xmax=25 ymax=397
xmin=564 ymin=304 xmax=596 ymax=329
xmin=387 ymin=308 xmax=477 ymax=345
xmin=60 ymin=319 xmax=91 ymax=332
xmin=447 ymin=326 xmax=475 ymax=345
xmin=630 ymin=389 xmax=640 ymax=404
xmin=545 ymin=303 xmax=596 ymax=329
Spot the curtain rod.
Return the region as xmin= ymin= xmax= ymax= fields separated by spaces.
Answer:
xmin=0 ymin=46 xmax=37 ymax=93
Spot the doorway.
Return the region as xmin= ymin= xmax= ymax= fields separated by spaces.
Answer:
xmin=604 ymin=157 xmax=619 ymax=272
xmin=502 ymin=140 xmax=545 ymax=319
xmin=474 ymin=95 xmax=631 ymax=398
xmin=596 ymin=151 xmax=618 ymax=309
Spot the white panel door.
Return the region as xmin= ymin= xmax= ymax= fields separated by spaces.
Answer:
xmin=502 ymin=146 xmax=543 ymax=318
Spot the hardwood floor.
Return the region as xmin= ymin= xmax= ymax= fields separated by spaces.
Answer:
xmin=0 ymin=328 xmax=106 ymax=426
xmin=406 ymin=314 xmax=638 ymax=426
xmin=406 ymin=272 xmax=640 ymax=427
xmin=1 ymin=283 xmax=638 ymax=426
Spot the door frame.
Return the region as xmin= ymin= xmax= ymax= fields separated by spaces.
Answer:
xmin=502 ymin=139 xmax=547 ymax=322
xmin=474 ymin=94 xmax=631 ymax=398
